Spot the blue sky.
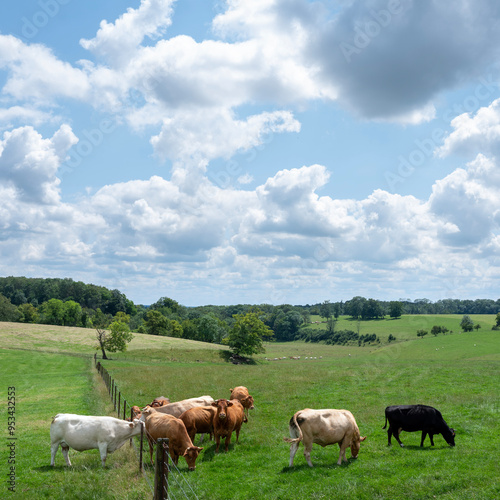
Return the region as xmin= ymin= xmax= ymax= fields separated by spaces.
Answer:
xmin=0 ymin=0 xmax=499 ymax=306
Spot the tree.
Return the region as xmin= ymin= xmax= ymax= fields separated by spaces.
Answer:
xmin=460 ymin=315 xmax=474 ymax=332
xmin=494 ymin=312 xmax=500 ymax=328
xmin=319 ymin=300 xmax=332 ymax=320
xmin=144 ymin=310 xmax=169 ymax=336
xmin=388 ymin=334 xmax=396 ymax=342
xmin=41 ymin=298 xmax=65 ymax=325
xmin=105 ymin=321 xmax=134 ymax=353
xmin=417 ymin=329 xmax=428 ymax=337
xmin=0 ymin=294 xmax=20 ymax=321
xmin=93 ymin=309 xmax=132 ymax=359
xmin=18 ymin=303 xmax=39 ymax=323
xmin=225 ymin=311 xmax=274 ymax=357
xmin=474 ymin=324 xmax=481 ymax=332
xmin=389 ymin=301 xmax=404 ymax=319
xmin=63 ymin=300 xmax=82 ymax=326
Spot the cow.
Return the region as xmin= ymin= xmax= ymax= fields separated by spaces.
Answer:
xmin=212 ymin=399 xmax=246 ymax=453
xmin=383 ymin=404 xmax=455 ymax=447
xmin=125 ymin=406 xmax=142 ymax=421
xmin=150 ymin=395 xmax=214 ymax=418
xmin=229 ymin=386 xmax=255 ymax=417
xmin=150 ymin=396 xmax=170 ymax=407
xmin=283 ymin=408 xmax=366 ymax=467
xmin=141 ymin=407 xmax=203 ymax=470
xmin=50 ymin=414 xmax=144 ymax=467
xmin=178 ymin=406 xmax=217 ymax=444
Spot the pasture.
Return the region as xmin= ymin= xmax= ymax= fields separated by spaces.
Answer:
xmin=1 ymin=317 xmax=499 ymax=499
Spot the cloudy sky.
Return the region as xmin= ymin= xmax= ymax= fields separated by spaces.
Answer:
xmin=1 ymin=0 xmax=499 ymax=306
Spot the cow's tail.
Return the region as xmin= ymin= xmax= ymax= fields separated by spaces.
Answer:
xmin=283 ymin=411 xmax=303 ymax=445
xmin=382 ymin=414 xmax=388 ymax=429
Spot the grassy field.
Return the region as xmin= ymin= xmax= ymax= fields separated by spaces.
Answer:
xmin=1 ymin=317 xmax=499 ymax=499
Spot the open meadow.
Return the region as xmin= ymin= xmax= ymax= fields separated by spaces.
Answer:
xmin=1 ymin=316 xmax=499 ymax=499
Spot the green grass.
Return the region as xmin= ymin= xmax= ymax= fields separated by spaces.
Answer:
xmin=1 ymin=319 xmax=499 ymax=499
xmin=0 ymin=349 xmax=150 ymax=499
xmin=307 ymin=314 xmax=496 ymax=340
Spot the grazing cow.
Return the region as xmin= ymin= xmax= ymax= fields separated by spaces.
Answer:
xmin=212 ymin=399 xmax=246 ymax=453
xmin=150 ymin=396 xmax=170 ymax=407
xmin=383 ymin=404 xmax=455 ymax=447
xmin=141 ymin=407 xmax=203 ymax=470
xmin=151 ymin=395 xmax=214 ymax=418
xmin=50 ymin=414 xmax=143 ymax=467
xmin=178 ymin=406 xmax=217 ymax=444
xmin=229 ymin=386 xmax=255 ymax=417
xmin=284 ymin=408 xmax=366 ymax=467
xmin=125 ymin=406 xmax=142 ymax=421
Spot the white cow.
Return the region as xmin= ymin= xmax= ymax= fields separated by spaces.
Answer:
xmin=150 ymin=396 xmax=215 ymax=418
xmin=50 ymin=414 xmax=144 ymax=466
xmin=284 ymin=408 xmax=366 ymax=467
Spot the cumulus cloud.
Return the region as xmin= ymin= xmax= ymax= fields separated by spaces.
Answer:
xmin=438 ymin=99 xmax=500 ymax=158
xmin=80 ymin=0 xmax=176 ymax=67
xmin=308 ymin=0 xmax=500 ymax=122
xmin=0 ymin=124 xmax=77 ymax=204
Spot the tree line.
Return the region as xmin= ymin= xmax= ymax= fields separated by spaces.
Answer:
xmin=0 ymin=277 xmax=499 ymax=349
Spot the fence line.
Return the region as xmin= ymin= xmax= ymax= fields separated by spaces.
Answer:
xmin=93 ymin=354 xmax=198 ymax=500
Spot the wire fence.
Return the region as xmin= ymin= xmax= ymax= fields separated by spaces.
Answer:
xmin=94 ymin=354 xmax=199 ymax=500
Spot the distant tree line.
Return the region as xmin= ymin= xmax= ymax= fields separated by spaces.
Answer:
xmin=0 ymin=277 xmax=498 ymax=348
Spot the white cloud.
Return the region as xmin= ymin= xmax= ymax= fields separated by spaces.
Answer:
xmin=80 ymin=0 xmax=176 ymax=67
xmin=438 ymin=98 xmax=500 ymax=158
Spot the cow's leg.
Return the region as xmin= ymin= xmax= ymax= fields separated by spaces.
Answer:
xmin=387 ymin=427 xmax=392 ymax=446
xmin=215 ymin=434 xmax=221 ymax=453
xmin=50 ymin=442 xmax=59 ymax=466
xmin=394 ymin=427 xmax=404 ymax=448
xmin=225 ymin=432 xmax=232 ymax=452
xmin=429 ymin=434 xmax=435 ymax=446
xmin=199 ymin=432 xmax=205 ymax=444
xmin=98 ymin=442 xmax=108 ymax=467
xmin=148 ymin=439 xmax=155 ymax=465
xmin=337 ymin=440 xmax=348 ymax=465
xmin=288 ymin=441 xmax=299 ymax=467
xmin=61 ymin=444 xmax=71 ymax=466
xmin=235 ymin=424 xmax=241 ymax=443
xmin=303 ymin=441 xmax=314 ymax=467
xmin=420 ymin=431 xmax=427 ymax=447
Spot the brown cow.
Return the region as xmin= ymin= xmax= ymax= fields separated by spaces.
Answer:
xmin=150 ymin=396 xmax=170 ymax=407
xmin=229 ymin=386 xmax=255 ymax=417
xmin=284 ymin=408 xmax=366 ymax=467
xmin=212 ymin=399 xmax=245 ymax=453
xmin=152 ymin=396 xmax=214 ymax=418
xmin=141 ymin=406 xmax=203 ymax=470
xmin=125 ymin=405 xmax=142 ymax=421
xmin=178 ymin=406 xmax=217 ymax=444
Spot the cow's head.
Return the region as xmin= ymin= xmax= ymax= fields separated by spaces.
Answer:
xmin=151 ymin=397 xmax=170 ymax=407
xmin=350 ymin=435 xmax=367 ymax=459
xmin=241 ymin=395 xmax=255 ymax=410
xmin=212 ymin=399 xmax=233 ymax=420
xmin=183 ymin=446 xmax=203 ymax=471
xmin=444 ymin=427 xmax=456 ymax=447
xmin=139 ymin=405 xmax=156 ymax=422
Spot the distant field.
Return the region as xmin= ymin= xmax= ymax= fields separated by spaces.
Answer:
xmin=2 ymin=319 xmax=499 ymax=499
xmin=306 ymin=314 xmax=496 ymax=340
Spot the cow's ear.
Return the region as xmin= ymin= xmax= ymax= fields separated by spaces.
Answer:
xmin=360 ymin=436 xmax=367 ymax=442
xmin=227 ymin=401 xmax=233 ymax=407
xmin=197 ymin=447 xmax=203 ymax=451
xmin=211 ymin=401 xmax=218 ymax=407
xmin=129 ymin=423 xmax=134 ymax=428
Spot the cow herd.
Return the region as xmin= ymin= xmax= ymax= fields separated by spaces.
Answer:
xmin=50 ymin=386 xmax=456 ymax=471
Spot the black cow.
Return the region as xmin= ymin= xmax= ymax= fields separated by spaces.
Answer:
xmin=383 ymin=404 xmax=455 ymax=447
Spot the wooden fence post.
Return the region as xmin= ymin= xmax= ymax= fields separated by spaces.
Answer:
xmin=154 ymin=438 xmax=169 ymax=500
xmin=117 ymin=390 xmax=121 ymax=417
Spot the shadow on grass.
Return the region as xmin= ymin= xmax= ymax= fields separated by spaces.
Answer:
xmin=280 ymin=458 xmax=357 ymax=473
xmin=218 ymin=351 xmax=257 ymax=365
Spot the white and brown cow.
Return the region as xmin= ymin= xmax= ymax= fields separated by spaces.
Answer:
xmin=141 ymin=406 xmax=203 ymax=471
xmin=50 ymin=414 xmax=144 ymax=467
xmin=149 ymin=396 xmax=170 ymax=408
xmin=229 ymin=386 xmax=255 ymax=417
xmin=284 ymin=408 xmax=366 ymax=467
xmin=150 ymin=396 xmax=214 ymax=418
